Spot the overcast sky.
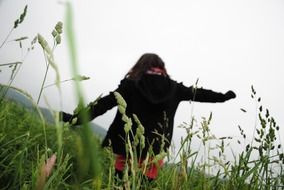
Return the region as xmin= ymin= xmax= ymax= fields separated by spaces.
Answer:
xmin=1 ymin=0 xmax=284 ymax=157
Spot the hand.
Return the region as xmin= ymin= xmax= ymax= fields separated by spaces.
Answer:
xmin=225 ymin=90 xmax=236 ymax=100
xmin=59 ymin=111 xmax=73 ymax=123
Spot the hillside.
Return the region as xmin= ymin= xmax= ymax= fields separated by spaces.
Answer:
xmin=0 ymin=85 xmax=107 ymax=138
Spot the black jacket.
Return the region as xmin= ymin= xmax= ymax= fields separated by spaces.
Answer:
xmin=70 ymin=74 xmax=235 ymax=158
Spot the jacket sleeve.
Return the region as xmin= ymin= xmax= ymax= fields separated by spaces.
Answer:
xmin=177 ymin=82 xmax=227 ymax=103
xmin=73 ymin=79 xmax=130 ymax=124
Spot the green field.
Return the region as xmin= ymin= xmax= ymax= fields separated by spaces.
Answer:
xmin=1 ymin=4 xmax=284 ymax=189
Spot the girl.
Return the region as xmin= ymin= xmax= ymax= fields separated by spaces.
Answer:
xmin=61 ymin=53 xmax=236 ymax=180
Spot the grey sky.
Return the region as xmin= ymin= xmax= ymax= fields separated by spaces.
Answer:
xmin=1 ymin=0 xmax=284 ymax=157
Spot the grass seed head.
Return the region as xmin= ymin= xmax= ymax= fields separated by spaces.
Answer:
xmin=118 ymin=106 xmax=126 ymax=115
xmin=19 ymin=5 xmax=28 ymax=23
xmin=55 ymin=21 xmax=63 ymax=34
xmin=124 ymin=122 xmax=131 ymax=133
xmin=55 ymin=35 xmax=61 ymax=45
xmin=73 ymin=75 xmax=90 ymax=81
xmin=13 ymin=5 xmax=28 ymax=28
xmin=71 ymin=117 xmax=77 ymax=125
xmin=14 ymin=20 xmax=19 ymax=28
xmin=52 ymin=30 xmax=58 ymax=38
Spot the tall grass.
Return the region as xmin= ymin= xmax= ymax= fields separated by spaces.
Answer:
xmin=1 ymin=3 xmax=284 ymax=190
xmin=0 ymin=99 xmax=72 ymax=189
xmin=0 ymin=5 xmax=37 ymax=104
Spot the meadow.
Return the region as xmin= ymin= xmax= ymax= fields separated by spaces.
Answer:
xmin=1 ymin=4 xmax=284 ymax=190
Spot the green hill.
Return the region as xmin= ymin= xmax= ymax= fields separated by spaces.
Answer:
xmin=0 ymin=85 xmax=107 ymax=138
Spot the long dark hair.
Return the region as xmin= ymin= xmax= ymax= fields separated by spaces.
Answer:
xmin=125 ymin=53 xmax=168 ymax=80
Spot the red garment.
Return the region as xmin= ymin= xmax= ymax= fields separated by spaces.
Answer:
xmin=115 ymin=154 xmax=163 ymax=179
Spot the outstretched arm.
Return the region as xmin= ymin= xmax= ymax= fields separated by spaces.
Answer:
xmin=60 ymin=93 xmax=117 ymax=125
xmin=194 ymin=88 xmax=236 ymax=102
xmin=178 ymin=83 xmax=236 ymax=103
xmin=60 ymin=79 xmax=131 ymax=125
